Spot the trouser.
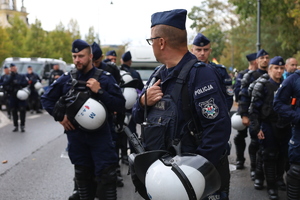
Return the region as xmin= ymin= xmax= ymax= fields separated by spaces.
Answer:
xmin=11 ymin=106 xmax=26 ymax=127
xmin=234 ymin=127 xmax=247 ymax=162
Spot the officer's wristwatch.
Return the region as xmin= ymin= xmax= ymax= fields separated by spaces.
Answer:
xmin=98 ymin=88 xmax=104 ymax=95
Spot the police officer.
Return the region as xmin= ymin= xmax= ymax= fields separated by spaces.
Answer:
xmin=91 ymin=42 xmax=121 ymax=85
xmin=48 ymin=63 xmax=64 ymax=85
xmin=191 ymin=33 xmax=234 ymax=111
xmin=104 ymin=50 xmax=117 ymax=63
xmin=26 ymin=66 xmax=42 ymax=114
xmin=273 ymin=68 xmax=300 ymax=200
xmin=41 ymin=39 xmax=125 ymax=200
xmin=132 ymin=9 xmax=231 ymax=200
xmin=191 ymin=33 xmax=233 ymax=198
xmin=0 ymin=66 xmax=11 ymax=119
xmin=249 ymin=56 xmax=289 ymax=199
xmin=2 ymin=63 xmax=29 ymax=132
xmin=91 ymin=41 xmax=125 ymax=188
xmin=238 ymin=49 xmax=269 ymax=185
xmin=283 ymin=57 xmax=298 ymax=79
xmin=233 ymin=52 xmax=257 ymax=170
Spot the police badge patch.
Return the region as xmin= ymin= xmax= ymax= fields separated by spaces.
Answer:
xmin=199 ymin=98 xmax=219 ymax=119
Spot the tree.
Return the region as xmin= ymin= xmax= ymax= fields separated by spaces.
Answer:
xmin=6 ymin=14 xmax=29 ymax=57
xmin=0 ymin=27 xmax=13 ymax=62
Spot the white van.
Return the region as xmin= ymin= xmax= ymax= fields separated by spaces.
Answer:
xmin=126 ymin=45 xmax=162 ymax=84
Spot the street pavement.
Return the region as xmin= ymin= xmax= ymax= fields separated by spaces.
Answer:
xmin=0 ymin=108 xmax=288 ymax=200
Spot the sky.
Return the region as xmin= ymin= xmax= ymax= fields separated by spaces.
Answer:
xmin=16 ymin=0 xmax=199 ymax=45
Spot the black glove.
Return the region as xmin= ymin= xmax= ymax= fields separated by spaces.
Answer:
xmin=52 ymin=96 xmax=67 ymax=121
xmin=113 ymin=112 xmax=125 ymax=133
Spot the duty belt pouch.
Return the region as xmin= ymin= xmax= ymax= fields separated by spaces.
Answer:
xmin=142 ymin=94 xmax=178 ymax=151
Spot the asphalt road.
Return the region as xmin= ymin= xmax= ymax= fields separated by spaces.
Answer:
xmin=0 ymin=109 xmax=288 ymax=200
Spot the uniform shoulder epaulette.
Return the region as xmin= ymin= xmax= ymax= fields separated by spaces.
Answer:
xmin=193 ymin=61 xmax=206 ymax=68
xmin=103 ymin=71 xmax=111 ymax=76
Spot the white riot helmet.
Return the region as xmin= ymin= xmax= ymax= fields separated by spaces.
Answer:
xmin=34 ymin=81 xmax=43 ymax=90
xmin=66 ymin=92 xmax=107 ymax=132
xmin=119 ymin=70 xmax=139 ymax=110
xmin=231 ymin=112 xmax=246 ymax=131
xmin=132 ymin=151 xmax=221 ymax=200
xmin=123 ymin=87 xmax=138 ymax=110
xmin=17 ymin=87 xmax=31 ymax=100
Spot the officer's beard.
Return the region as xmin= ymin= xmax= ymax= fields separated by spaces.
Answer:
xmin=76 ymin=60 xmax=91 ymax=73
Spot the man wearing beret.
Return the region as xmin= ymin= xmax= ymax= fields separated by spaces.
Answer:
xmin=41 ymin=39 xmax=125 ymax=200
xmin=274 ymin=59 xmax=300 ymax=200
xmin=1 ymin=63 xmax=28 ymax=132
xmin=104 ymin=50 xmax=117 ymax=63
xmin=238 ymin=49 xmax=269 ymax=190
xmin=92 ymin=43 xmax=121 ymax=85
xmin=132 ymin=9 xmax=231 ymax=200
xmin=0 ymin=66 xmax=11 ymax=119
xmin=249 ymin=56 xmax=290 ymax=199
xmin=233 ymin=52 xmax=258 ymax=171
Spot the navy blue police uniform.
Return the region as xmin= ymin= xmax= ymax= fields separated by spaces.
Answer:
xmin=0 ymin=66 xmax=11 ymax=118
xmin=238 ymin=49 xmax=269 ymax=183
xmin=249 ymin=56 xmax=290 ymax=199
xmin=2 ymin=63 xmax=28 ymax=132
xmin=192 ymin=32 xmax=232 ymax=199
xmin=26 ymin=66 xmax=42 ymax=113
xmin=48 ymin=65 xmax=64 ymax=86
xmin=274 ymin=69 xmax=300 ymax=199
xmin=132 ymin=10 xmax=231 ymax=200
xmin=192 ymin=33 xmax=233 ymax=111
xmin=91 ymin=42 xmax=121 ymax=85
xmin=41 ymin=39 xmax=125 ymax=200
xmin=233 ymin=52 xmax=256 ymax=170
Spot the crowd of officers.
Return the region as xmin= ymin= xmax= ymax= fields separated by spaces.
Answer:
xmin=2 ymin=8 xmax=300 ymax=200
xmin=234 ymin=49 xmax=300 ymax=200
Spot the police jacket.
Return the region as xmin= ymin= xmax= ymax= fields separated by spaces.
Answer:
xmin=208 ymin=62 xmax=233 ymax=111
xmin=2 ymin=72 xmax=28 ymax=96
xmin=26 ymin=72 xmax=41 ymax=91
xmin=248 ymin=74 xmax=282 ymax=134
xmin=49 ymin=69 xmax=64 ymax=85
xmin=238 ymin=68 xmax=267 ymax=117
xmin=120 ymin=64 xmax=144 ymax=90
xmin=132 ymin=52 xmax=231 ymax=166
xmin=274 ymin=70 xmax=300 ymax=125
xmin=41 ymin=67 xmax=126 ymax=134
xmin=100 ymin=61 xmax=121 ymax=85
xmin=234 ymin=69 xmax=249 ymax=102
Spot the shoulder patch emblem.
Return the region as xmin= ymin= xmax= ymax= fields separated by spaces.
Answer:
xmin=199 ymin=98 xmax=219 ymax=119
xmin=226 ymin=86 xmax=234 ymax=96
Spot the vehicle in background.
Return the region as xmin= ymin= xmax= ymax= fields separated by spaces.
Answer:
xmin=1 ymin=57 xmax=67 ymax=93
xmin=126 ymin=45 xmax=162 ymax=84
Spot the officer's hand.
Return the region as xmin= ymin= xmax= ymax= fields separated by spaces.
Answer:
xmin=140 ymin=80 xmax=163 ymax=106
xmin=242 ymin=116 xmax=250 ymax=126
xmin=257 ymin=130 xmax=265 ymax=140
xmin=86 ymin=78 xmax=101 ymax=93
xmin=59 ymin=115 xmax=75 ymax=131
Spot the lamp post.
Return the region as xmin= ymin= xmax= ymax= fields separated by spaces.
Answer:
xmin=256 ymin=0 xmax=261 ymax=51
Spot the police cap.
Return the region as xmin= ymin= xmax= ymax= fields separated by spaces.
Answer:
xmin=71 ymin=39 xmax=90 ymax=53
xmin=122 ymin=51 xmax=132 ymax=62
xmin=91 ymin=42 xmax=103 ymax=61
xmin=151 ymin=9 xmax=187 ymax=30
xmin=246 ymin=52 xmax=257 ymax=62
xmin=3 ymin=66 xmax=8 ymax=69
xmin=10 ymin=63 xmax=16 ymax=67
xmin=256 ymin=49 xmax=269 ymax=58
xmin=27 ymin=65 xmax=32 ymax=68
xmin=106 ymin=50 xmax=117 ymax=57
xmin=269 ymin=56 xmax=285 ymax=66
xmin=193 ymin=33 xmax=210 ymax=47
